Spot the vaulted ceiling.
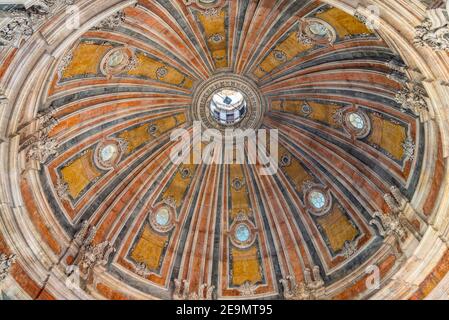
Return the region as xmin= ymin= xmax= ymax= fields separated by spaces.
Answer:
xmin=0 ymin=0 xmax=448 ymax=300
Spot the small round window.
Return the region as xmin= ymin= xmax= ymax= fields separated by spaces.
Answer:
xmin=108 ymin=50 xmax=126 ymax=68
xmin=95 ymin=140 xmax=122 ymax=169
xmin=100 ymin=144 xmax=118 ymax=162
xmin=149 ymin=205 xmax=174 ymax=233
xmin=348 ymin=113 xmax=366 ymax=130
xmin=308 ymin=22 xmax=328 ymax=36
xmin=209 ymin=89 xmax=247 ymax=125
xmin=235 ymin=224 xmax=251 ymax=242
xmin=155 ymin=207 xmax=170 ymax=226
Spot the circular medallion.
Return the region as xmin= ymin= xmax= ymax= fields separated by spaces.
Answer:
xmin=235 ymin=224 xmax=251 ymax=242
xmin=155 ymin=207 xmax=170 ymax=226
xmin=149 ymin=204 xmax=175 ymax=233
xmin=343 ymin=109 xmax=371 ymax=139
xmin=191 ymin=73 xmax=266 ymax=136
xmin=229 ymin=221 xmax=256 ymax=248
xmin=209 ymin=33 xmax=224 ymax=43
xmin=299 ymin=18 xmax=337 ymax=45
xmin=94 ymin=139 xmax=123 ymax=169
xmin=273 ymin=50 xmax=287 ymax=62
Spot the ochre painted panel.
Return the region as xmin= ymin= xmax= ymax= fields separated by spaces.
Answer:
xmin=317 ymin=204 xmax=358 ymax=252
xmin=231 ymin=246 xmax=262 ymax=286
xmin=130 ymin=223 xmax=168 ymax=271
xmin=61 ymin=150 xmax=101 ymax=199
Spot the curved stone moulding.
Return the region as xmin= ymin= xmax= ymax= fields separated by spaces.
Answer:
xmin=0 ymin=0 xmax=447 ymax=300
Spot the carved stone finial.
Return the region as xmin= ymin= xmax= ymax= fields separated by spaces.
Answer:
xmin=0 ymin=253 xmax=16 ymax=283
xmin=394 ymin=84 xmax=428 ymax=116
xmin=237 ymin=281 xmax=258 ymax=297
xmin=280 ymin=266 xmax=324 ymax=300
xmin=414 ymin=18 xmax=449 ymax=51
xmin=370 ymin=211 xmax=407 ymax=241
xmin=26 ymin=137 xmax=59 ymax=164
xmin=56 ymin=179 xmax=70 ymax=202
xmin=173 ymin=279 xmax=215 ymax=300
xmin=92 ymin=11 xmax=126 ymax=30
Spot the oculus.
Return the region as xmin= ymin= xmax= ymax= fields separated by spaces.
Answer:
xmin=305 ymin=186 xmax=332 ymax=216
xmin=210 ymin=89 xmax=247 ymax=125
xmin=349 ymin=112 xmax=365 ymax=129
xmin=155 ymin=207 xmax=170 ymax=226
xmin=149 ymin=204 xmax=176 ymax=233
xmin=343 ymin=109 xmax=371 ymax=139
xmin=191 ymin=73 xmax=266 ymax=134
xmin=100 ymin=47 xmax=136 ymax=77
xmin=235 ymin=224 xmax=251 ymax=242
xmin=229 ymin=217 xmax=257 ymax=249
xmin=298 ymin=18 xmax=336 ymax=45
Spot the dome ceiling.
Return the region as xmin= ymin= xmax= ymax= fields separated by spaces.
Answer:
xmin=1 ymin=0 xmax=447 ymax=300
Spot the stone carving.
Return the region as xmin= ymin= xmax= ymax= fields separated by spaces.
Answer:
xmin=402 ymin=137 xmax=416 ymax=162
xmin=0 ymin=10 xmax=34 ymax=47
xmin=37 ymin=108 xmax=59 ymax=136
xmin=371 ymin=185 xmax=425 ymax=243
xmin=93 ymin=11 xmax=125 ymax=30
xmin=280 ymin=266 xmax=324 ymax=300
xmin=353 ymin=11 xmax=368 ymax=25
xmin=0 ymin=253 xmax=16 ymax=283
xmin=301 ymin=180 xmax=315 ymax=194
xmin=387 ymin=58 xmax=408 ymax=72
xmin=415 ymin=19 xmax=449 ymax=51
xmin=387 ymin=71 xmax=409 ymax=84
xmin=57 ymin=51 xmax=73 ymax=79
xmin=297 ymin=29 xmax=313 ymax=45
xmin=297 ymin=18 xmax=336 ymax=45
xmin=370 ymin=186 xmax=409 ymax=241
xmin=342 ymin=240 xmax=357 ymax=259
xmin=0 ymin=89 xmax=7 ymax=110
xmin=68 ymin=222 xmax=115 ymax=284
xmin=21 ymin=107 xmax=59 ymax=163
xmin=117 ymin=138 xmax=129 ymax=154
xmin=134 ymin=262 xmax=152 ymax=277
xmin=162 ymin=196 xmax=177 ymax=209
xmin=77 ymin=241 xmax=115 ymax=281
xmin=55 ymin=179 xmax=70 ymax=202
xmin=0 ymin=0 xmax=75 ymax=47
xmin=385 ymin=186 xmax=407 ymax=214
xmin=237 ymin=281 xmax=258 ymax=296
xmin=394 ymin=85 xmax=428 ymax=115
xmin=173 ymin=279 xmax=215 ymax=300
xmin=26 ymin=137 xmax=59 ymax=164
